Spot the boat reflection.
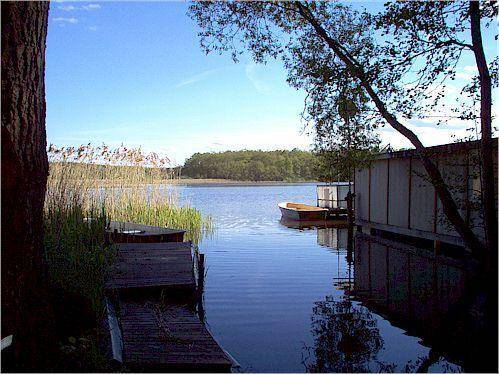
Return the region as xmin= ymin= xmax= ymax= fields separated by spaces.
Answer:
xmin=303 ymin=231 xmax=497 ymax=372
xmin=279 ymin=218 xmax=348 ymax=231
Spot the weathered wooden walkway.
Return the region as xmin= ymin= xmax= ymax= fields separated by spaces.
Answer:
xmin=106 ymin=242 xmax=196 ymax=292
xmin=107 ymin=221 xmax=185 ymax=243
xmin=120 ymin=301 xmax=232 ymax=372
xmin=105 ymin=229 xmax=232 ymax=372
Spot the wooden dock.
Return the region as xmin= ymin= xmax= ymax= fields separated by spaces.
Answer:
xmin=106 ymin=242 xmax=196 ymax=292
xmin=107 ymin=221 xmax=185 ymax=243
xmin=105 ymin=233 xmax=233 ymax=372
xmin=120 ymin=301 xmax=232 ymax=372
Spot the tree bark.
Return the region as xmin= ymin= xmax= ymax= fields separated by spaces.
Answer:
xmin=1 ymin=1 xmax=55 ymax=370
xmin=469 ymin=1 xmax=498 ymax=259
xmin=296 ymin=1 xmax=486 ymax=256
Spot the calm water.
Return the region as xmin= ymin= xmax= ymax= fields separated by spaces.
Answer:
xmin=176 ymin=184 xmax=491 ymax=373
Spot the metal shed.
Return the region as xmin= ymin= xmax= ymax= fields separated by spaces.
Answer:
xmin=354 ymin=139 xmax=498 ymax=248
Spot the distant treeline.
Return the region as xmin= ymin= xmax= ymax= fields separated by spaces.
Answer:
xmin=181 ymin=149 xmax=318 ymax=181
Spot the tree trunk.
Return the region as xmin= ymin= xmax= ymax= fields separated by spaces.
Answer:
xmin=469 ymin=1 xmax=498 ymax=259
xmin=1 ymin=1 xmax=55 ymax=370
xmin=296 ymin=1 xmax=486 ymax=256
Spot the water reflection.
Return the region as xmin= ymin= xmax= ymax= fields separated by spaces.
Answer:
xmin=302 ymin=296 xmax=388 ymax=373
xmin=352 ymin=234 xmax=469 ymax=343
xmin=298 ymin=226 xmax=496 ymax=372
xmin=279 ymin=218 xmax=348 ymax=231
xmin=351 ymin=233 xmax=497 ymax=372
xmin=186 ymin=185 xmax=495 ymax=372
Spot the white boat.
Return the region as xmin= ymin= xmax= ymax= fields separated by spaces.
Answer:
xmin=278 ymin=202 xmax=329 ymax=221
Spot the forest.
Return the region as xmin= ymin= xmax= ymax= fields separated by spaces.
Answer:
xmin=182 ymin=149 xmax=320 ymax=181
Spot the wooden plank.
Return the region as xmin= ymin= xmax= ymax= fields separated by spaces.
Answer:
xmin=356 ymin=219 xmax=464 ymax=247
xmin=106 ymin=242 xmax=196 ymax=291
xmin=410 ymin=159 xmax=435 ymax=232
xmin=388 ymin=158 xmax=410 ymax=228
xmin=354 ymin=168 xmax=369 ymax=222
xmin=436 ymin=154 xmax=467 ymax=237
xmin=408 ymin=157 xmax=412 ymax=229
xmin=107 ymin=221 xmax=185 ymax=243
xmin=386 ymin=158 xmax=390 ymax=225
xmin=117 ymin=242 xmax=192 ymax=251
xmin=120 ymin=301 xmax=232 ymax=371
xmin=370 ymin=160 xmax=388 ymax=224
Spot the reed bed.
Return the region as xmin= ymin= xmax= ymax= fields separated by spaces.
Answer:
xmin=47 ymin=144 xmax=213 ymax=243
xmin=44 ymin=144 xmax=212 ymax=370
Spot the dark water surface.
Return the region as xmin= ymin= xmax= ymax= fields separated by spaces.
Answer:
xmin=176 ymin=184 xmax=490 ymax=373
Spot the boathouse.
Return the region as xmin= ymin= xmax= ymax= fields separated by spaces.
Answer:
xmin=354 ymin=139 xmax=498 ymax=248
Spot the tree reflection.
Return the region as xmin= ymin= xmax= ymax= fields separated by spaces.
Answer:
xmin=303 ymin=295 xmax=385 ymax=373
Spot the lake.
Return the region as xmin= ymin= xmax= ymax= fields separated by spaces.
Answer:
xmin=176 ymin=183 xmax=493 ymax=373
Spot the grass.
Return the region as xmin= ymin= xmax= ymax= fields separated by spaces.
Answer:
xmin=108 ymin=200 xmax=212 ymax=244
xmin=44 ymin=143 xmax=212 ymax=370
xmin=47 ymin=143 xmax=213 ymax=242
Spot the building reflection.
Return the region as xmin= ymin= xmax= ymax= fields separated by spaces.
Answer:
xmin=304 ymin=229 xmax=496 ymax=372
xmin=352 ymin=234 xmax=499 ymax=372
xmin=316 ymin=226 xmax=349 ymax=251
xmin=351 ymin=233 xmax=469 ymax=341
xmin=280 ymin=219 xmax=496 ymax=371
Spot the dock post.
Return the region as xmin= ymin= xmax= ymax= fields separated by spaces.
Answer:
xmin=198 ymin=253 xmax=205 ymax=292
xmin=346 ymin=191 xmax=355 ymax=260
xmin=197 ymin=253 xmax=206 ymax=323
xmin=433 ymin=240 xmax=441 ymax=256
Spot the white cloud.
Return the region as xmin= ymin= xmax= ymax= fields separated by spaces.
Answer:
xmin=58 ymin=5 xmax=77 ymax=11
xmin=87 ymin=26 xmax=98 ymax=32
xmin=377 ymin=121 xmax=471 ymax=151
xmin=456 ymin=72 xmax=475 ymax=80
xmin=463 ymin=65 xmax=478 ymax=72
xmin=245 ymin=63 xmax=270 ymax=94
xmin=82 ymin=4 xmax=101 ymax=10
xmin=163 ymin=118 xmax=312 ymax=163
xmin=49 ymin=118 xmax=312 ymax=165
xmin=456 ymin=65 xmax=478 ymax=80
xmin=57 ymin=3 xmax=101 ymax=11
xmin=174 ymin=68 xmax=221 ymax=89
xmin=53 ymin=17 xmax=78 ymax=24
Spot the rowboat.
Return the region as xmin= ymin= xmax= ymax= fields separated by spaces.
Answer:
xmin=278 ymin=202 xmax=329 ymax=221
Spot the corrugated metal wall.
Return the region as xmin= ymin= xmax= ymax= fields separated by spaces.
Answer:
xmin=354 ymin=144 xmax=498 ymax=246
xmin=355 ymin=169 xmax=370 ymax=221
xmin=387 ymin=158 xmax=410 ymax=228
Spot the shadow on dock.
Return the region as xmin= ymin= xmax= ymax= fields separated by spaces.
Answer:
xmin=104 ymin=221 xmax=233 ymax=372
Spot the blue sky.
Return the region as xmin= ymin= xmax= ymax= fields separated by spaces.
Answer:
xmin=46 ymin=2 xmax=496 ymax=165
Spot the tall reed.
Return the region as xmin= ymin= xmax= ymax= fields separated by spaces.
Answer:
xmin=44 ymin=144 xmax=212 ymax=369
xmin=47 ymin=143 xmax=213 ymax=243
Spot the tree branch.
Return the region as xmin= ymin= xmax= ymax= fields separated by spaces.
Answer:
xmin=294 ymin=0 xmax=486 ymax=255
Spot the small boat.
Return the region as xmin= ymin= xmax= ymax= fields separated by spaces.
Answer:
xmin=278 ymin=202 xmax=329 ymax=221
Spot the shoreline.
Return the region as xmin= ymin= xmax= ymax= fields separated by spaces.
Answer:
xmin=79 ymin=178 xmax=321 ymax=188
xmin=170 ymin=178 xmax=320 ymax=186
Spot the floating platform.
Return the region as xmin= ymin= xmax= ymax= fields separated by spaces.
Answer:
xmin=107 ymin=221 xmax=185 ymax=243
xmin=106 ymin=242 xmax=196 ymax=293
xmin=119 ymin=301 xmax=232 ymax=372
